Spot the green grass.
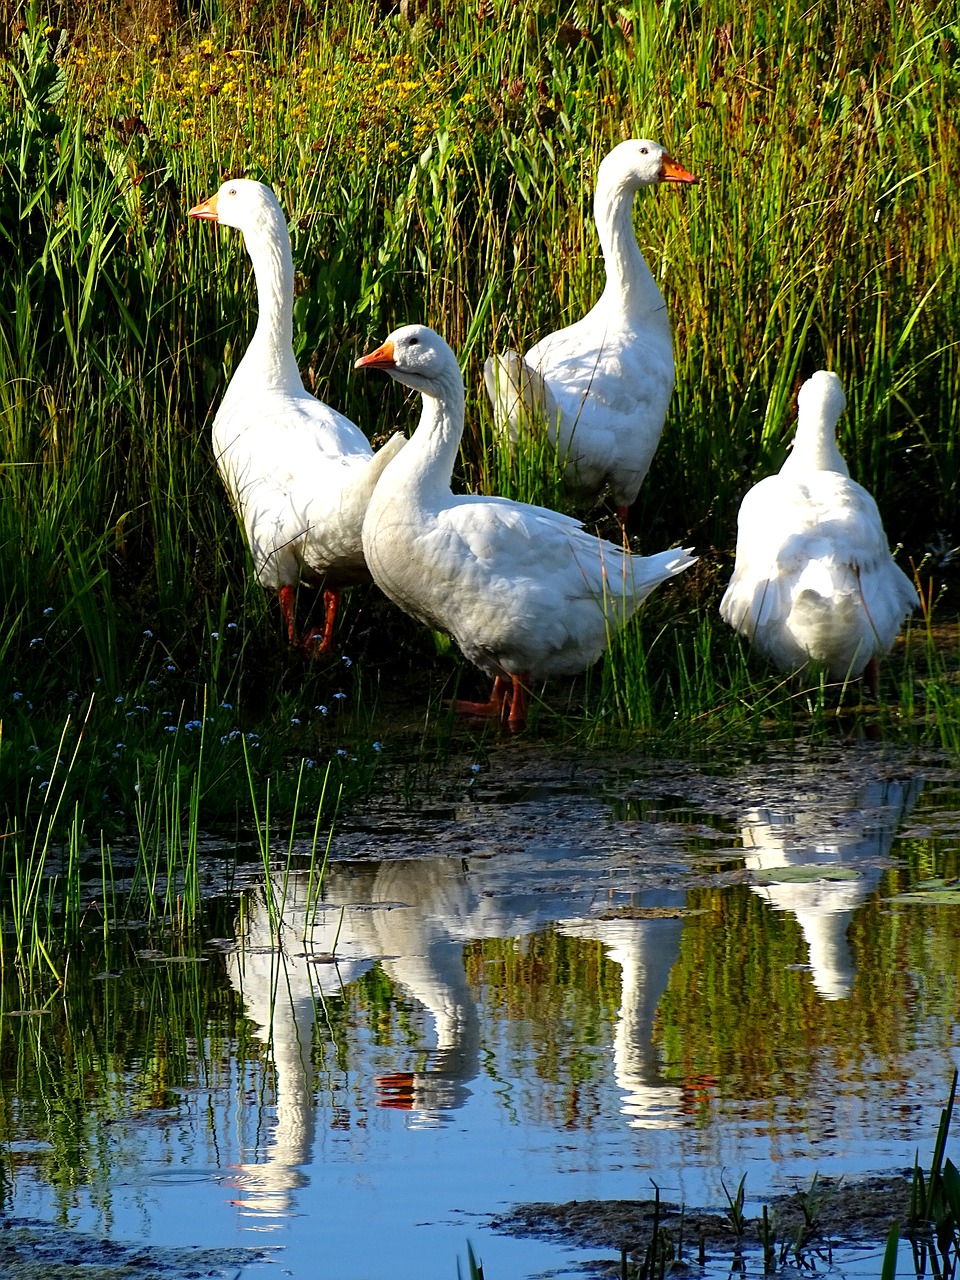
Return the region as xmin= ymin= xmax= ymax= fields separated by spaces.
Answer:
xmin=0 ymin=0 xmax=958 ymax=925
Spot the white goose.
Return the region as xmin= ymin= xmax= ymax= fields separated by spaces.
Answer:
xmin=720 ymin=370 xmax=918 ymax=691
xmin=189 ymin=179 xmax=404 ymax=655
xmin=356 ymin=324 xmax=695 ymax=731
xmin=484 ymin=138 xmax=697 ymax=528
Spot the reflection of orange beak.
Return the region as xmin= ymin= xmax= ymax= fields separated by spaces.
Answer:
xmin=376 ymin=1070 xmax=416 ymax=1109
xmin=188 ymin=192 xmax=220 ymax=221
xmin=659 ymin=155 xmax=698 ymax=184
xmin=354 ymin=338 xmax=397 ymax=371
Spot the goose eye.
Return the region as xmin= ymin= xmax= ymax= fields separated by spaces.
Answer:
xmin=228 ymin=187 xmax=237 ymax=195
xmin=639 ymin=147 xmax=648 ymax=155
xmin=407 ymin=335 xmax=420 ymax=347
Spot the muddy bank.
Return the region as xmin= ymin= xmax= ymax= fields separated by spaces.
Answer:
xmin=492 ymin=1173 xmax=913 ymax=1272
xmin=0 ymin=1218 xmax=272 ymax=1280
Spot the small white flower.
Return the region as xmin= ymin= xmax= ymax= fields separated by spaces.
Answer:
xmin=333 ymin=692 xmax=346 ymax=701
xmin=115 ymin=695 xmax=124 ymax=704
xmin=291 ymin=717 xmax=301 ymax=725
xmin=165 ymin=725 xmax=178 ymax=733
xmin=341 ymin=655 xmax=353 ymax=667
xmin=336 ymin=749 xmax=347 ymax=757
xmin=12 ymin=691 xmax=22 ymax=702
xmin=220 ymin=702 xmax=233 ymax=710
xmin=315 ymin=704 xmax=328 ymax=715
xmin=372 ymin=741 xmax=383 ymax=752
xmin=470 ymin=764 xmax=481 ymax=773
xmin=211 ymin=631 xmax=219 ymax=639
xmin=30 ymin=637 xmax=43 ymax=647
xmin=143 ymin=629 xmax=154 ymax=638
xmin=43 ymin=607 xmax=53 ymax=616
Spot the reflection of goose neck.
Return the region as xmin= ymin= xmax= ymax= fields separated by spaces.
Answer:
xmin=740 ymin=768 xmax=925 ymax=1002
xmin=558 ymin=911 xmax=684 ymax=1129
xmin=792 ymin=902 xmax=858 ymax=1001
xmin=325 ymin=858 xmax=483 ymax=1115
xmin=379 ymin=943 xmax=482 ymax=1114
xmin=227 ymin=883 xmax=320 ymax=1215
xmin=604 ymin=923 xmax=684 ymax=1128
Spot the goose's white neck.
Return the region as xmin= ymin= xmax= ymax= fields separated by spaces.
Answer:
xmin=227 ymin=206 xmax=303 ymax=398
xmin=593 ymin=169 xmax=666 ymax=325
xmin=781 ymin=400 xmax=850 ymax=478
xmin=394 ymin=366 xmax=466 ymax=506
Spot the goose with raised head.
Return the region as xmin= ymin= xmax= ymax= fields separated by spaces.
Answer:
xmin=484 ymin=138 xmax=697 ymax=529
xmin=356 ymin=324 xmax=696 ymax=731
xmin=719 ymin=370 xmax=918 ymax=692
xmin=189 ymin=178 xmax=404 ymax=655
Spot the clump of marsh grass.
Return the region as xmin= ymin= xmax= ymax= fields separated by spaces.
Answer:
xmin=0 ymin=0 xmax=957 ymax=908
xmin=883 ymin=1068 xmax=960 ymax=1279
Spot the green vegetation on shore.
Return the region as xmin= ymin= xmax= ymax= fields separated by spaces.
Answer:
xmin=1 ymin=0 xmax=958 ymax=906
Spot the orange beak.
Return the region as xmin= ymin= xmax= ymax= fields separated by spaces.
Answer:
xmin=354 ymin=339 xmax=397 ymax=371
xmin=188 ymin=192 xmax=220 ymax=221
xmin=659 ymin=155 xmax=698 ymax=184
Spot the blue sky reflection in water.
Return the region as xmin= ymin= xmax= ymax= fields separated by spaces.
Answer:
xmin=2 ymin=743 xmax=960 ymax=1279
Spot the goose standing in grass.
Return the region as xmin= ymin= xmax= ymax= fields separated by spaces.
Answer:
xmin=484 ymin=138 xmax=697 ymax=529
xmin=189 ymin=179 xmax=404 ymax=655
xmin=356 ymin=324 xmax=696 ymax=732
xmin=719 ymin=371 xmax=918 ymax=693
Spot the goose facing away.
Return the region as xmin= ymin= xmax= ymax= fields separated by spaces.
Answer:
xmin=188 ymin=179 xmax=404 ymax=655
xmin=356 ymin=324 xmax=696 ymax=732
xmin=719 ymin=370 xmax=918 ymax=691
xmin=484 ymin=138 xmax=697 ymax=528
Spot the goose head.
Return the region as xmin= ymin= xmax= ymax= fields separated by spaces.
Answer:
xmin=796 ymin=370 xmax=847 ymax=430
xmin=355 ymin=324 xmax=462 ymax=397
xmin=785 ymin=370 xmax=850 ymax=476
xmin=188 ymin=177 xmax=286 ymax=237
xmin=599 ymin=138 xmax=698 ymax=193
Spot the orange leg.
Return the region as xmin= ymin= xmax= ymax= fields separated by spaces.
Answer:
xmin=279 ymin=585 xmax=339 ymax=657
xmin=446 ymin=673 xmax=531 ymax=732
xmin=447 ymin=675 xmax=511 ymax=722
xmin=375 ymin=1071 xmax=416 ymax=1110
xmin=278 ymin=584 xmax=299 ymax=646
xmin=506 ymin=675 xmax=530 ymax=733
xmin=300 ymin=588 xmax=340 ymax=658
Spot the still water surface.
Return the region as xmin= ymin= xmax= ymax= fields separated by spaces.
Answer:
xmin=2 ymin=740 xmax=959 ymax=1277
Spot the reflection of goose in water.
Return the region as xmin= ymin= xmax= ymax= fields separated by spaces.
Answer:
xmin=224 ymin=853 xmax=692 ymax=1207
xmin=559 ymin=894 xmax=685 ymax=1129
xmin=325 ymin=860 xmax=484 ymax=1121
xmin=742 ymin=771 xmax=923 ymax=1000
xmin=224 ymin=874 xmax=373 ymax=1216
xmin=224 ymin=853 xmax=565 ymax=1201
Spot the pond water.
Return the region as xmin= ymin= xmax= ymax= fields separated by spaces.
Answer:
xmin=2 ymin=738 xmax=960 ymax=1278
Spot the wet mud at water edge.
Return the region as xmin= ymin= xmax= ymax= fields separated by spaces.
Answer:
xmin=2 ymin=737 xmax=960 ymax=1279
